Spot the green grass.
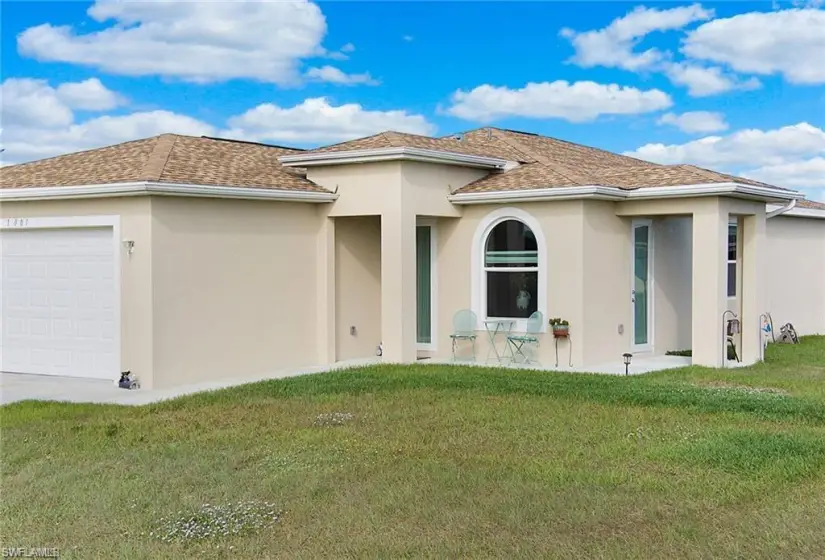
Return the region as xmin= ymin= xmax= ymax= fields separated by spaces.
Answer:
xmin=2 ymin=336 xmax=825 ymax=559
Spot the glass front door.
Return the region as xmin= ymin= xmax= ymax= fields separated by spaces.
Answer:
xmin=632 ymin=220 xmax=652 ymax=351
xmin=416 ymin=225 xmax=432 ymax=346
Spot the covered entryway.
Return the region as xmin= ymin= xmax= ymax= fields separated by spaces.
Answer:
xmin=617 ymin=197 xmax=767 ymax=367
xmin=1 ymin=221 xmax=119 ymax=379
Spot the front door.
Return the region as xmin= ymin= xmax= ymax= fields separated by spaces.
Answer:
xmin=631 ymin=220 xmax=653 ymax=352
xmin=416 ymin=225 xmax=434 ymax=349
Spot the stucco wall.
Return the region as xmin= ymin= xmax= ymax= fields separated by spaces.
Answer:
xmin=0 ymin=198 xmax=154 ymax=386
xmin=766 ymin=216 xmax=825 ymax=335
xmin=653 ymin=217 xmax=693 ymax=353
xmin=150 ymin=197 xmax=320 ymax=388
xmin=401 ymin=162 xmax=486 ymax=217
xmin=434 ymin=201 xmax=587 ymax=366
xmin=581 ymin=201 xmax=632 ymax=364
xmin=334 ymin=216 xmax=381 ymax=360
xmin=308 ymin=162 xmax=400 ymax=218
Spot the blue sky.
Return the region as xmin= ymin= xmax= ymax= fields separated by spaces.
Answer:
xmin=2 ymin=1 xmax=824 ymax=199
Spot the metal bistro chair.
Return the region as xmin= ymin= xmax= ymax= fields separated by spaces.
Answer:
xmin=450 ymin=309 xmax=478 ymax=362
xmin=507 ymin=311 xmax=544 ymax=365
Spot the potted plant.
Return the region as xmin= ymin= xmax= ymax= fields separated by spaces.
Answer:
xmin=549 ymin=318 xmax=569 ymax=338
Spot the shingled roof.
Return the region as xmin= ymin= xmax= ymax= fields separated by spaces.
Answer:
xmin=798 ymin=199 xmax=825 ymax=210
xmin=0 ymin=134 xmax=329 ymax=193
xmin=451 ymin=128 xmax=788 ymax=194
xmin=2 ymin=127 xmax=799 ymax=200
xmin=306 ymin=130 xmax=532 ymax=163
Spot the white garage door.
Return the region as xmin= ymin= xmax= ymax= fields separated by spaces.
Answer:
xmin=1 ymin=227 xmax=117 ymax=379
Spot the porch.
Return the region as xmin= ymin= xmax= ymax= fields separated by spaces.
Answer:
xmin=617 ymin=196 xmax=768 ymax=367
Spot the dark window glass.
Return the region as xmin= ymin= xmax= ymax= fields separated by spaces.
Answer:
xmin=728 ymin=224 xmax=737 ymax=261
xmin=727 ymin=262 xmax=737 ymax=298
xmin=486 ymin=271 xmax=538 ymax=319
xmin=485 ymin=220 xmax=538 ymax=268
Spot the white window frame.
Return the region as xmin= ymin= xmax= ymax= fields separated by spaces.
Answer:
xmin=416 ymin=218 xmax=438 ymax=352
xmin=630 ymin=219 xmax=654 ymax=353
xmin=471 ymin=207 xmax=547 ymax=333
xmin=727 ymin=219 xmax=738 ymax=299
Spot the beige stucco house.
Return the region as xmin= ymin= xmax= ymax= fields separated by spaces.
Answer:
xmin=2 ymin=128 xmax=823 ymax=389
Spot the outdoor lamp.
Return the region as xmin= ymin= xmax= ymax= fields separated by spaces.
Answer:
xmin=622 ymin=353 xmax=632 ymax=376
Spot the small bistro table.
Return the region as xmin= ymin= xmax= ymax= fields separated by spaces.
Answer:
xmin=483 ymin=319 xmax=516 ymax=364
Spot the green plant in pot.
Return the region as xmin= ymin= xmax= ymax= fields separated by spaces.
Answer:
xmin=549 ymin=317 xmax=569 ymax=338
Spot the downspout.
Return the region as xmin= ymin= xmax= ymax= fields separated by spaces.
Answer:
xmin=766 ymin=198 xmax=796 ymax=219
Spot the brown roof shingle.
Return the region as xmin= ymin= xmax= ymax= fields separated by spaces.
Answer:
xmin=453 ymin=127 xmax=789 ymax=194
xmin=307 ymin=130 xmax=533 ymax=163
xmin=798 ymin=199 xmax=825 ymax=210
xmin=3 ymin=127 xmax=795 ymax=198
xmin=1 ymin=134 xmax=328 ymax=192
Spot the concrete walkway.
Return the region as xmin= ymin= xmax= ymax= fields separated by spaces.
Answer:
xmin=1 ymin=354 xmax=695 ymax=407
xmin=426 ymin=354 xmax=692 ymax=375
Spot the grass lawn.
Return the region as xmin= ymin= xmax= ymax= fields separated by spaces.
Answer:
xmin=2 ymin=337 xmax=825 ymax=559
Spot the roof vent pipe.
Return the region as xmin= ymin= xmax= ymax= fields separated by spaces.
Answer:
xmin=767 ymin=198 xmax=797 ymax=219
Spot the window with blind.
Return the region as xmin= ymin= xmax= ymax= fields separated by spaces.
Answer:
xmin=484 ymin=219 xmax=539 ymax=319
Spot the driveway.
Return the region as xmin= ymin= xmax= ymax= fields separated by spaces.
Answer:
xmin=0 ymin=358 xmax=381 ymax=406
xmin=1 ymin=373 xmax=132 ymax=406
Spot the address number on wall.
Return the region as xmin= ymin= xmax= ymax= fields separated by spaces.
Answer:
xmin=1 ymin=218 xmax=30 ymax=228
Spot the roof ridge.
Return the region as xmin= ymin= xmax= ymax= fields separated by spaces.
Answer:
xmin=382 ymin=131 xmax=405 ymax=147
xmin=496 ymin=127 xmax=661 ymax=169
xmin=488 ymin=128 xmax=589 ymax=183
xmin=673 ymin=164 xmax=721 ymax=182
xmin=140 ymin=134 xmax=178 ymax=182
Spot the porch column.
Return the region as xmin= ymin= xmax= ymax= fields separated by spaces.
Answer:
xmin=739 ymin=210 xmax=766 ymax=364
xmin=380 ymin=209 xmax=418 ymax=362
xmin=691 ymin=199 xmax=728 ymax=367
xmin=316 ymin=214 xmax=336 ymax=364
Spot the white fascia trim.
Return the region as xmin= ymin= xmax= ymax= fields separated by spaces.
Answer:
xmin=766 ymin=204 xmax=825 ymax=220
xmin=449 ymin=182 xmax=803 ymax=205
xmin=449 ymin=186 xmax=625 ymax=204
xmin=280 ymin=147 xmax=509 ymax=169
xmin=0 ymin=181 xmax=338 ymax=203
xmin=624 ymin=182 xmax=802 ymax=202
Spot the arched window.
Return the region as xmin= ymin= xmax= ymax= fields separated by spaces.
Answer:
xmin=472 ymin=208 xmax=546 ymax=331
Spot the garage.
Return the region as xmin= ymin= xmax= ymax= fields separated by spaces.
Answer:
xmin=1 ymin=221 xmax=119 ymax=380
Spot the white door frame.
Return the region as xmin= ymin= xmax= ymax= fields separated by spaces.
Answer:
xmin=416 ymin=219 xmax=437 ymax=352
xmin=631 ymin=219 xmax=654 ymax=353
xmin=0 ymin=215 xmax=121 ymax=378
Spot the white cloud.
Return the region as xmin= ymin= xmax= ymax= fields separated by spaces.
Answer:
xmin=403 ymin=35 xmax=414 ymax=42
xmin=683 ymin=9 xmax=825 ymax=84
xmin=1 ymin=77 xmax=123 ymax=132
xmin=664 ymin=63 xmax=761 ymax=97
xmin=1 ymin=78 xmax=74 ymax=128
xmin=446 ymin=80 xmax=672 ymax=122
xmin=326 ymin=43 xmax=356 ymax=61
xmin=658 ymin=111 xmax=728 ymax=133
xmin=626 ymin=122 xmax=825 ymax=167
xmin=17 ymin=0 xmax=329 ymax=84
xmin=222 ymin=97 xmax=435 ymax=143
xmin=625 ymin=122 xmax=825 ymax=197
xmin=2 ymin=111 xmax=215 ymax=164
xmin=305 ymin=66 xmax=379 ymax=86
xmin=55 ymin=78 xmax=122 ymax=111
xmin=743 ymin=158 xmax=825 ymax=188
xmin=560 ymin=4 xmax=713 ymax=70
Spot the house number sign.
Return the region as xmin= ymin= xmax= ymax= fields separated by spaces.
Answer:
xmin=1 ymin=218 xmax=30 ymax=228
